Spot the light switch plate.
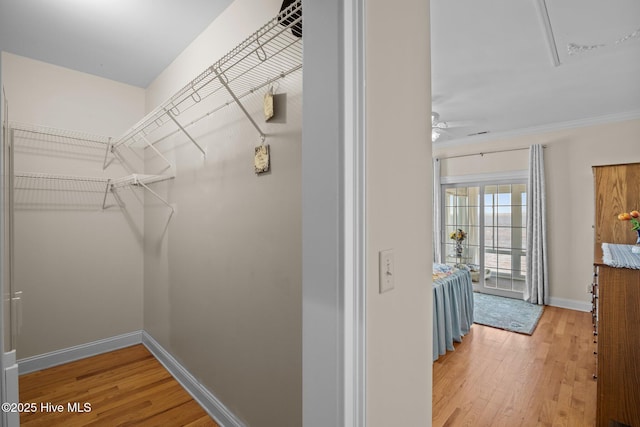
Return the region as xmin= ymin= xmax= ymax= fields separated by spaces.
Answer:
xmin=379 ymin=249 xmax=395 ymax=293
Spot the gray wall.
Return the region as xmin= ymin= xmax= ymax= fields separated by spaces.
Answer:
xmin=3 ymin=53 xmax=145 ymax=359
xmin=142 ymin=5 xmax=302 ymax=421
xmin=143 ymin=79 xmax=302 ymax=426
xmin=365 ymin=1 xmax=433 ymax=425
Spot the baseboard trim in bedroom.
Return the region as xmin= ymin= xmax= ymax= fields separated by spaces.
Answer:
xmin=142 ymin=331 xmax=245 ymax=427
xmin=17 ymin=330 xmax=143 ymax=375
xmin=548 ymin=297 xmax=591 ymax=313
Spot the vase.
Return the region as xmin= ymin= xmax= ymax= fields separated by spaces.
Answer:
xmin=455 ymin=241 xmax=463 ymax=257
xmin=633 ymin=230 xmax=640 ymax=254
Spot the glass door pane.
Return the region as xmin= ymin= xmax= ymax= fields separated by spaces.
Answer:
xmin=482 ymin=183 xmax=526 ymax=294
xmin=441 ymin=181 xmax=527 ymax=297
xmin=442 ymin=186 xmax=480 ymax=267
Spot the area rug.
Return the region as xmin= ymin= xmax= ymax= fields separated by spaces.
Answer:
xmin=473 ymin=292 xmax=544 ymax=335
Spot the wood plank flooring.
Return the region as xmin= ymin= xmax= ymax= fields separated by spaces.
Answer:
xmin=18 ymin=306 xmax=595 ymax=426
xmin=433 ymin=306 xmax=597 ymax=426
xmin=19 ymin=344 xmax=219 ymax=427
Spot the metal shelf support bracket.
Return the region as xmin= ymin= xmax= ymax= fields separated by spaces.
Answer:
xmin=213 ymin=66 xmax=266 ymax=142
xmin=165 ymin=109 xmax=206 ymax=157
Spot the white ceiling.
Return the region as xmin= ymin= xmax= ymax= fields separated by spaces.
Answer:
xmin=431 ymin=0 xmax=640 ymax=145
xmin=0 ymin=0 xmax=233 ymax=88
xmin=1 ymin=0 xmax=639 ymax=143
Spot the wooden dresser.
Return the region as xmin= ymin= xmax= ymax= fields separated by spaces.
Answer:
xmin=592 ymin=163 xmax=640 ymax=427
xmin=593 ymin=246 xmax=640 ymax=427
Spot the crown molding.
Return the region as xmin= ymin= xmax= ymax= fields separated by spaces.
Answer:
xmin=433 ymin=110 xmax=640 ymax=150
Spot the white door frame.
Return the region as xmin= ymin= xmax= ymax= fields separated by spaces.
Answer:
xmin=302 ymin=0 xmax=366 ymax=426
xmin=1 ymin=83 xmax=20 ymax=427
xmin=342 ymin=0 xmax=366 ymax=425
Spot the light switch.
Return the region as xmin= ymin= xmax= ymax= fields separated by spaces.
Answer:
xmin=379 ymin=249 xmax=395 ymax=293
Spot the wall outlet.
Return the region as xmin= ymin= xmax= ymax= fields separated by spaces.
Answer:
xmin=379 ymin=249 xmax=395 ymax=293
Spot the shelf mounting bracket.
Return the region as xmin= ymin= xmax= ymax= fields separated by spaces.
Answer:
xmin=102 ymin=179 xmax=112 ymax=210
xmin=102 ymin=138 xmax=114 ymax=170
xmin=141 ymin=135 xmax=174 ymax=171
xmin=165 ymin=109 xmax=207 ymax=157
xmin=213 ymin=66 xmax=266 ymax=142
xmin=135 ymin=177 xmax=175 ymax=219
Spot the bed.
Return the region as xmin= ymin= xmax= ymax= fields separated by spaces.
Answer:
xmin=433 ymin=264 xmax=474 ymax=361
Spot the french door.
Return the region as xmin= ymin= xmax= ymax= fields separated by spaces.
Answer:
xmin=442 ymin=181 xmax=527 ymax=297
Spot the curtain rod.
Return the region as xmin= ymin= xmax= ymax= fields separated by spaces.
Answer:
xmin=435 ymin=145 xmax=546 ymax=161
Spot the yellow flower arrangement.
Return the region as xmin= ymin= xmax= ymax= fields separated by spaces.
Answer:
xmin=449 ymin=228 xmax=467 ymax=242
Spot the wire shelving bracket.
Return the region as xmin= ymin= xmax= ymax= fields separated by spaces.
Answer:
xmin=113 ymin=0 xmax=302 ymax=155
xmin=106 ymin=174 xmax=175 ymax=217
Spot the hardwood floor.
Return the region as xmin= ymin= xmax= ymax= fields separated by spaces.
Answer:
xmin=19 ymin=344 xmax=219 ymax=427
xmin=433 ymin=306 xmax=597 ymax=427
xmin=17 ymin=307 xmax=594 ymax=426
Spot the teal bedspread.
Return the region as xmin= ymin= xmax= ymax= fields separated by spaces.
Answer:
xmin=433 ymin=265 xmax=474 ymax=361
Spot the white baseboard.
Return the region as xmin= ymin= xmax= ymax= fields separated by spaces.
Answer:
xmin=18 ymin=331 xmax=143 ymax=375
xmin=142 ymin=331 xmax=245 ymax=427
xmin=18 ymin=331 xmax=244 ymax=427
xmin=548 ymin=297 xmax=591 ymax=312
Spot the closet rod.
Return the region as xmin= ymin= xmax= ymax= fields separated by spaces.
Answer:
xmin=436 ymin=145 xmax=546 ymax=161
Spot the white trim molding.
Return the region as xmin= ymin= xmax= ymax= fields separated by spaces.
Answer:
xmin=434 ymin=109 xmax=640 ymax=149
xmin=142 ymin=332 xmax=245 ymax=427
xmin=548 ymin=297 xmax=591 ymax=313
xmin=17 ymin=331 xmax=143 ymax=375
xmin=343 ymin=0 xmax=366 ymax=426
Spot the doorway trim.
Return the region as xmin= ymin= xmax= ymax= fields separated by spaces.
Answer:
xmin=301 ymin=0 xmax=367 ymax=425
xmin=342 ymin=0 xmax=366 ymax=425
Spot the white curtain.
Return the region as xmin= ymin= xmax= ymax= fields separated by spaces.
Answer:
xmin=525 ymin=144 xmax=548 ymax=304
xmin=433 ymin=158 xmax=442 ymax=263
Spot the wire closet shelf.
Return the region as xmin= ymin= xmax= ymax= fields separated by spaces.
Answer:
xmin=113 ymin=0 xmax=302 ymax=156
xmin=10 ymin=122 xmax=111 ymax=146
xmin=13 ymin=172 xmax=174 ymax=213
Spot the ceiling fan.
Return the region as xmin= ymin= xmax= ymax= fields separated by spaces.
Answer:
xmin=431 ymin=112 xmax=448 ymax=142
xmin=431 ymin=112 xmax=479 ymax=142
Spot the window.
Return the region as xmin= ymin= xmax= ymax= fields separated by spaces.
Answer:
xmin=442 ymin=180 xmax=527 ymax=295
